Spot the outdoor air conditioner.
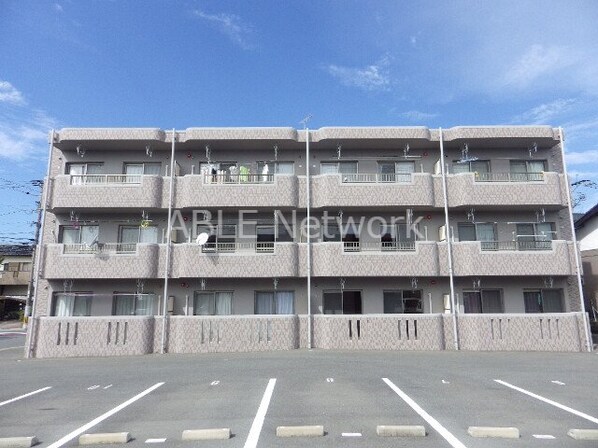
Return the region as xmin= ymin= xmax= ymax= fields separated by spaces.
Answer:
xmin=438 ymin=225 xmax=446 ymax=242
xmin=167 ymin=296 xmax=175 ymax=315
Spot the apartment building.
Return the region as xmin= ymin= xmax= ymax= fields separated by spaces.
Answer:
xmin=26 ymin=126 xmax=591 ymax=358
xmin=0 ymin=245 xmax=32 ymax=321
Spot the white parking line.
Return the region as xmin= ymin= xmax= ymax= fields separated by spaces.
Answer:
xmin=0 ymin=345 xmax=24 ymax=352
xmin=494 ymin=380 xmax=598 ymax=425
xmin=533 ymin=434 xmax=556 ymax=439
xmin=0 ymin=387 xmax=52 ymax=407
xmin=87 ymin=385 xmax=100 ymax=390
xmin=47 ymin=382 xmax=164 ymax=448
xmin=551 ymin=380 xmax=566 ymax=386
xmin=243 ymin=378 xmax=276 ymax=448
xmin=103 ymin=384 xmax=113 ymax=390
xmin=382 ymin=378 xmax=468 ymax=448
xmin=342 ymin=432 xmax=362 ymax=437
xmin=145 ymin=438 xmax=166 ymax=443
xmin=210 ymin=380 xmax=220 ymax=386
xmin=326 ymin=378 xmax=334 ymax=383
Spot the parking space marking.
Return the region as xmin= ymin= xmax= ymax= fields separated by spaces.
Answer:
xmin=243 ymin=378 xmax=276 ymax=448
xmin=533 ymin=434 xmax=556 ymax=439
xmin=382 ymin=378 xmax=468 ymax=448
xmin=326 ymin=378 xmax=334 ymax=383
xmin=551 ymin=381 xmax=566 ymax=386
xmin=342 ymin=432 xmax=362 ymax=437
xmin=103 ymin=385 xmax=113 ymax=390
xmin=145 ymin=439 xmax=166 ymax=443
xmin=442 ymin=380 xmax=450 ymax=384
xmin=47 ymin=382 xmax=164 ymax=448
xmin=87 ymin=385 xmax=100 ymax=390
xmin=210 ymin=380 xmax=220 ymax=386
xmin=0 ymin=345 xmax=24 ymax=352
xmin=494 ymin=379 xmax=598 ymax=425
xmin=0 ymin=386 xmax=52 ymax=407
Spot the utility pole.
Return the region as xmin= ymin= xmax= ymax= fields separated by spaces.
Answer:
xmin=24 ymin=179 xmax=44 ymax=328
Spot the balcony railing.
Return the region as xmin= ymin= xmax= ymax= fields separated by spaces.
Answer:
xmin=63 ymin=243 xmax=138 ymax=254
xmin=474 ymin=172 xmax=544 ymax=182
xmin=200 ymin=242 xmax=276 ymax=253
xmin=342 ymin=241 xmax=417 ymax=252
xmin=339 ymin=173 xmax=412 ymax=183
xmin=70 ymin=174 xmax=144 ymax=185
xmin=480 ymin=240 xmax=553 ymax=251
xmin=202 ymin=173 xmax=274 ymax=184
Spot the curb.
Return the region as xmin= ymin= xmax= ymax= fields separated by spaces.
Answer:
xmin=568 ymin=429 xmax=598 ymax=440
xmin=276 ymin=426 xmax=324 ymax=437
xmin=181 ymin=429 xmax=231 ymax=441
xmin=79 ymin=432 xmax=131 ymax=445
xmin=468 ymin=426 xmax=520 ymax=439
xmin=376 ymin=425 xmax=426 ymax=437
xmin=0 ymin=437 xmax=38 ymax=448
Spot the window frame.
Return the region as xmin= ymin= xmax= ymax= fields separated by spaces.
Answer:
xmin=462 ymin=289 xmax=504 ymax=313
xmin=254 ymin=290 xmax=295 ymax=315
xmin=193 ymin=290 xmax=234 ymax=315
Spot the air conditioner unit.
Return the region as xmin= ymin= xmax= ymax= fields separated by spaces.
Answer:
xmin=438 ymin=225 xmax=446 ymax=242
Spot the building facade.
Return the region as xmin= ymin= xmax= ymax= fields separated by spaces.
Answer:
xmin=26 ymin=126 xmax=591 ymax=357
xmin=575 ymin=203 xmax=598 ymax=336
xmin=0 ymin=245 xmax=32 ymax=322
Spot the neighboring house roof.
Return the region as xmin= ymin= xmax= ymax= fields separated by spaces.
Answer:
xmin=0 ymin=245 xmax=34 ymax=257
xmin=575 ymin=202 xmax=598 ymax=229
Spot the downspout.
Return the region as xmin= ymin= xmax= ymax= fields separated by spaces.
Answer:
xmin=26 ymin=130 xmax=55 ymax=358
xmin=439 ymin=128 xmax=459 ymax=350
xmin=559 ymin=127 xmax=592 ymax=352
xmin=306 ymin=128 xmax=312 ymax=349
xmin=161 ymin=129 xmax=176 ymax=354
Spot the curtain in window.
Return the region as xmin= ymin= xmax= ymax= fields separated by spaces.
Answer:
xmin=80 ymin=226 xmax=99 ymax=246
xmin=139 ymin=227 xmax=158 ymax=243
xmin=536 ymin=223 xmax=554 ymax=241
xmin=255 ymin=292 xmax=274 ymax=314
xmin=86 ymin=164 xmax=103 ymax=174
xmin=114 ymin=295 xmax=135 ymax=315
xmin=73 ymin=295 xmax=91 ymax=316
xmin=458 ymin=223 xmax=476 ymax=242
xmin=215 ymin=292 xmax=232 ymax=315
xmin=194 ymin=292 xmax=213 ymax=315
xmin=470 ymin=161 xmax=490 ymax=173
xmin=542 ymin=290 xmax=563 ymax=312
xmin=62 ymin=228 xmax=79 ymax=244
xmin=275 ymin=162 xmax=294 ymax=174
xmin=476 ymin=224 xmax=496 ymax=242
xmin=452 ymin=163 xmax=470 ymax=174
xmin=528 ymin=161 xmax=545 ymax=173
xmin=121 ymin=227 xmax=139 ymax=244
xmin=320 ymin=163 xmax=338 ymax=174
xmin=144 ymin=163 xmax=161 ymax=175
xmin=463 ymin=292 xmax=482 ymax=313
xmin=55 ymin=294 xmax=74 ymax=316
xmin=339 ymin=162 xmax=358 ymax=174
xmin=524 ymin=291 xmax=542 ymax=313
xmin=510 ymin=161 xmax=527 ymax=173
xmin=481 ymin=290 xmax=503 ymax=313
xmin=135 ymin=294 xmax=155 ymax=315
xmin=275 ymin=291 xmax=294 ymax=314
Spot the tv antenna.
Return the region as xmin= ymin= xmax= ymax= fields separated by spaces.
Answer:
xmin=529 ymin=142 xmax=538 ymax=158
xmin=456 ymin=143 xmax=478 ymax=164
xmin=299 ymin=114 xmax=313 ymax=129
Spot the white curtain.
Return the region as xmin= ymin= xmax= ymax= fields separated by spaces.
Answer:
xmin=80 ymin=226 xmax=99 ymax=245
xmin=62 ymin=228 xmax=79 ymax=244
xmin=136 ymin=294 xmax=155 ymax=315
xmin=528 ymin=161 xmax=545 ymax=173
xmin=215 ymin=292 xmax=232 ymax=315
xmin=476 ymin=223 xmax=496 ymax=242
xmin=276 ymin=162 xmax=294 ymax=174
xmin=139 ymin=227 xmax=158 ymax=243
xmin=320 ymin=163 xmax=338 ymax=174
xmin=275 ymin=291 xmax=294 ymax=314
xmin=144 ymin=163 xmax=161 ymax=175
xmin=121 ymin=227 xmax=140 ymax=243
xmin=55 ymin=294 xmax=74 ymax=316
xmin=255 ymin=292 xmax=274 ymax=314
xmin=114 ymin=295 xmax=135 ymax=315
xmin=72 ymin=295 xmax=91 ymax=316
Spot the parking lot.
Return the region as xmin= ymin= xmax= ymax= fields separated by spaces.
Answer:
xmin=1 ymin=336 xmax=597 ymax=447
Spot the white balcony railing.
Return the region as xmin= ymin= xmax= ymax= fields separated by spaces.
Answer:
xmin=63 ymin=243 xmax=138 ymax=254
xmin=69 ymin=174 xmax=145 ymax=185
xmin=480 ymin=240 xmax=553 ymax=251
xmin=339 ymin=173 xmax=412 ymax=183
xmin=474 ymin=172 xmax=544 ymax=182
xmin=202 ymin=173 xmax=274 ymax=184
xmin=342 ymin=241 xmax=417 ymax=252
xmin=200 ymin=242 xmax=276 ymax=253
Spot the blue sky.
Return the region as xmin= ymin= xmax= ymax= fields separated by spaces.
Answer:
xmin=1 ymin=0 xmax=598 ymax=243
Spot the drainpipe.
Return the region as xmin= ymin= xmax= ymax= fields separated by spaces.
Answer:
xmin=559 ymin=127 xmax=592 ymax=352
xmin=439 ymin=128 xmax=459 ymax=350
xmin=306 ymin=128 xmax=312 ymax=349
xmin=26 ymin=130 xmax=55 ymax=358
xmin=161 ymin=129 xmax=176 ymax=354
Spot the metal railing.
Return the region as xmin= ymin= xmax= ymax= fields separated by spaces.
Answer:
xmin=343 ymin=241 xmax=417 ymax=252
xmin=202 ymin=173 xmax=274 ymax=184
xmin=480 ymin=240 xmax=553 ymax=251
xmin=69 ymin=174 xmax=145 ymax=185
xmin=200 ymin=242 xmax=276 ymax=253
xmin=339 ymin=173 xmax=412 ymax=183
xmin=63 ymin=243 xmax=138 ymax=254
xmin=474 ymin=172 xmax=544 ymax=182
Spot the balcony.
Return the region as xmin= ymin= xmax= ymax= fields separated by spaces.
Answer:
xmin=306 ymin=241 xmax=439 ymax=277
xmin=42 ymin=243 xmax=161 ymax=279
xmin=175 ymin=174 xmax=298 ymax=209
xmin=0 ymin=270 xmax=30 ymax=286
xmin=445 ymin=172 xmax=567 ymax=208
xmin=307 ymin=173 xmax=435 ymax=209
xmin=171 ymin=242 xmax=299 ymax=278
xmin=49 ymin=175 xmax=164 ymax=210
xmin=439 ymin=240 xmax=575 ymax=276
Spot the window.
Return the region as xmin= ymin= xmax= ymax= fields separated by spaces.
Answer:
xmin=323 ymin=290 xmax=362 ymax=314
xmin=380 ymin=223 xmax=419 ymax=250
xmin=524 ymin=289 xmax=563 ymax=313
xmin=320 ymin=161 xmax=358 ymax=175
xmin=383 ymin=290 xmax=423 ymax=313
xmin=123 ymin=163 xmax=161 ymax=183
xmin=256 ymin=226 xmax=275 ymax=252
xmin=119 ymin=226 xmax=158 ymax=249
xmin=113 ymin=293 xmax=156 ymax=316
xmin=463 ymin=290 xmax=503 ymax=313
xmin=198 ymin=224 xmax=236 ymax=252
xmin=257 ymin=161 xmax=294 ymax=175
xmin=67 ymin=163 xmax=103 ymax=184
xmin=458 ymin=223 xmax=496 ymax=244
xmin=452 ymin=160 xmax=490 ymax=174
xmin=194 ymin=291 xmax=233 ymax=315
xmin=53 ymin=293 xmax=92 ymax=316
xmin=377 ymin=161 xmax=414 ymax=182
xmin=516 ymin=223 xmax=555 ymax=250
xmin=254 ymin=291 xmax=294 ymax=314
xmin=510 ymin=160 xmax=546 ymax=181
xmin=61 ymin=225 xmax=99 ymax=252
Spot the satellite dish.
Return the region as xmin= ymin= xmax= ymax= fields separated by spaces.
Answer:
xmin=196 ymin=232 xmax=209 ymax=246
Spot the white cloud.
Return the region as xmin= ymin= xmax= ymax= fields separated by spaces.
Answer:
xmin=503 ymin=45 xmax=573 ymax=88
xmin=325 ymin=61 xmax=391 ymax=91
xmin=54 ymin=3 xmax=63 ymax=12
xmin=192 ymin=9 xmax=254 ymax=50
xmin=514 ymin=98 xmax=576 ymax=124
xmin=0 ymin=81 xmax=26 ymax=105
xmin=400 ymin=110 xmax=438 ymax=121
xmin=565 ymin=149 xmax=598 ymax=166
